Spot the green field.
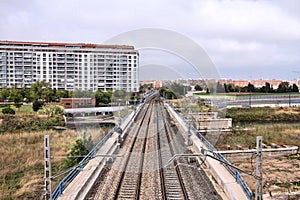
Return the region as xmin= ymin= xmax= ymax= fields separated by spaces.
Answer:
xmin=194 ymin=92 xmax=300 ymax=99
xmin=216 ymin=122 xmax=300 ymax=149
xmin=0 ymin=104 xmax=34 ymax=114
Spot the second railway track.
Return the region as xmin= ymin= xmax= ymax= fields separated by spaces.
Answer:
xmin=87 ymin=96 xmax=222 ymax=200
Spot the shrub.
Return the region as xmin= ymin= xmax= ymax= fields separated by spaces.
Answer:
xmin=32 ymin=101 xmax=44 ymax=112
xmin=62 ymin=135 xmax=94 ymax=169
xmin=0 ymin=114 xmax=64 ymax=134
xmin=38 ymin=103 xmax=64 ymax=117
xmin=2 ymin=107 xmax=15 ymax=115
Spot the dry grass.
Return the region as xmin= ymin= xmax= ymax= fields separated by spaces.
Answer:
xmin=215 ymin=122 xmax=300 ymax=195
xmin=216 ymin=122 xmax=300 ymax=149
xmin=233 ymin=155 xmax=300 ymax=195
xmin=0 ymin=130 xmax=78 ymax=199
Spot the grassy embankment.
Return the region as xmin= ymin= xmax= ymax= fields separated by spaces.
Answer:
xmin=0 ymin=104 xmax=109 ymax=199
xmin=217 ymin=107 xmax=300 ymax=148
xmin=214 ymin=106 xmax=300 ymax=194
xmin=0 ymin=130 xmax=78 ymax=199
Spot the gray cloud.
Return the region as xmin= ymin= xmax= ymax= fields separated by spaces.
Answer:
xmin=0 ymin=0 xmax=299 ymax=80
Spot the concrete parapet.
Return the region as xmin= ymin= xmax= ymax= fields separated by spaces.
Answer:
xmin=58 ymin=108 xmax=138 ymax=200
xmin=164 ymin=102 xmax=249 ymax=200
xmin=58 ymin=133 xmax=118 ymax=200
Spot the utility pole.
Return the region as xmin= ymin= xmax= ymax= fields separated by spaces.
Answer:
xmin=255 ymin=136 xmax=263 ymax=200
xmin=44 ymin=135 xmax=52 ymax=200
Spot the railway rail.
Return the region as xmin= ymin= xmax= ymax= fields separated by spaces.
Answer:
xmin=86 ymin=96 xmax=221 ymax=200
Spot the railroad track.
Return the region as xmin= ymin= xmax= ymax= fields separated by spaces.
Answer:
xmin=88 ymin=97 xmax=221 ymax=200
xmin=157 ymin=101 xmax=189 ymax=200
xmin=159 ymin=101 xmax=221 ymax=200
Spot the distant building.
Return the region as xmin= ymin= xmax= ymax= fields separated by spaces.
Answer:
xmin=0 ymin=40 xmax=139 ymax=92
xmin=219 ymin=78 xmax=283 ymax=89
xmin=139 ymin=80 xmax=163 ymax=89
xmin=290 ymin=79 xmax=300 ymax=87
xmin=60 ymin=98 xmax=96 ymax=108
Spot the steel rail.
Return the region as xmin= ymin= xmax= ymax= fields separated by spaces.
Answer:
xmin=159 ymin=101 xmax=189 ymax=200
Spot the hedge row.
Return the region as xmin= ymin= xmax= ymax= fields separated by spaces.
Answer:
xmin=0 ymin=114 xmax=64 ymax=134
xmin=226 ymin=107 xmax=300 ymax=122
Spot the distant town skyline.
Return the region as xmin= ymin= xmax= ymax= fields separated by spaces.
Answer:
xmin=0 ymin=0 xmax=300 ymax=80
xmin=140 ymin=77 xmax=300 ymax=90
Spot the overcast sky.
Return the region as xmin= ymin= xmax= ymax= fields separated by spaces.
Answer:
xmin=0 ymin=0 xmax=300 ymax=80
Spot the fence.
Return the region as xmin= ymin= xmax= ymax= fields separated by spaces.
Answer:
xmin=51 ymin=126 xmax=116 ymax=199
xmin=51 ymin=106 xmax=139 ymax=199
xmin=166 ymin=102 xmax=253 ymax=200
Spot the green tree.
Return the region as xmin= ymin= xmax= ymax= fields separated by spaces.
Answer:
xmin=158 ymin=87 xmax=177 ymax=99
xmin=170 ymin=82 xmax=184 ymax=95
xmin=277 ymin=82 xmax=290 ymax=93
xmin=10 ymin=85 xmax=23 ymax=108
xmin=2 ymin=106 xmax=15 ymax=115
xmin=95 ymin=90 xmax=111 ymax=106
xmin=30 ymin=81 xmax=51 ymax=101
xmin=216 ymin=82 xmax=225 ymax=93
xmin=265 ymin=82 xmax=271 ymax=93
xmin=247 ymin=82 xmax=255 ymax=92
xmin=41 ymin=87 xmax=55 ymax=102
xmin=62 ymin=135 xmax=94 ymax=169
xmin=20 ymin=86 xmax=31 ymax=102
xmin=55 ymin=89 xmax=70 ymax=100
xmin=0 ymin=86 xmax=10 ymax=101
xmin=194 ymin=84 xmax=203 ymax=91
xmin=292 ymin=84 xmax=299 ymax=93
xmin=72 ymin=89 xmax=94 ymax=98
xmin=32 ymin=100 xmax=44 ymax=112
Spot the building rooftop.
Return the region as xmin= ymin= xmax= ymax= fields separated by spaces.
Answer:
xmin=0 ymin=40 xmax=134 ymax=50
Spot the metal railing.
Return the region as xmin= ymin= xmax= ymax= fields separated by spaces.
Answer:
xmin=51 ymin=127 xmax=116 ymax=199
xmin=51 ymin=105 xmax=139 ymax=199
xmin=165 ymin=102 xmax=253 ymax=200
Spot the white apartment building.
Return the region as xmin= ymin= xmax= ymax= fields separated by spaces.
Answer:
xmin=0 ymin=40 xmax=139 ymax=92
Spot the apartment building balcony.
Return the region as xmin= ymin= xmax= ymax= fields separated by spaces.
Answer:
xmin=24 ymin=54 xmax=32 ymax=58
xmin=15 ymin=71 xmax=23 ymax=75
xmin=66 ymin=54 xmax=74 ymax=58
xmin=57 ymin=84 xmax=65 ymax=88
xmin=66 ymin=59 xmax=74 ymax=63
xmin=57 ymin=60 xmax=65 ymax=63
xmin=24 ymin=79 xmax=32 ymax=82
xmin=66 ymin=78 xmax=74 ymax=82
xmin=14 ymin=53 xmax=22 ymax=57
xmin=57 ymin=75 xmax=65 ymax=79
xmin=14 ymin=58 xmax=23 ymax=61
xmin=24 ymin=62 xmax=32 ymax=66
xmin=24 ymin=57 xmax=32 ymax=61
xmin=57 ymin=67 xmax=65 ymax=71
xmin=24 ymin=71 xmax=32 ymax=75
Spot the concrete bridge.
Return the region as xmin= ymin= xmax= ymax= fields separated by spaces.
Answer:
xmin=51 ymin=97 xmax=253 ymax=200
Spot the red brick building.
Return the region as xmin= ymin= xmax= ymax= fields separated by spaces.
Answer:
xmin=60 ymin=98 xmax=96 ymax=108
